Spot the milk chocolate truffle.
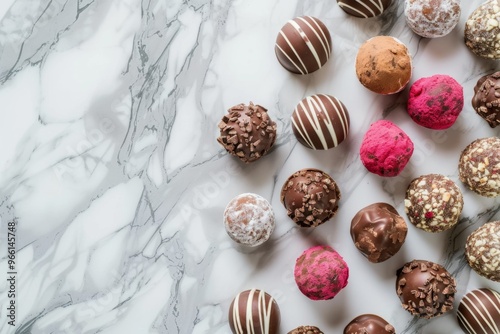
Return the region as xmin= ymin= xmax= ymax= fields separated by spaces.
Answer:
xmin=344 ymin=314 xmax=396 ymax=334
xmin=465 ymin=0 xmax=500 ymax=59
xmin=457 ymin=288 xmax=500 ymax=334
xmin=472 ymin=71 xmax=500 ymax=128
xmin=396 ymin=260 xmax=456 ymax=319
xmin=404 ymin=174 xmax=463 ymax=233
xmin=217 ymin=102 xmax=277 ymax=163
xmin=280 ymin=168 xmax=341 ymax=227
xmin=351 ymin=203 xmax=408 ymax=263
xmin=291 ymin=94 xmax=350 ymax=150
xmin=459 ymin=137 xmax=500 ymax=198
xmin=229 ymin=289 xmax=281 ymax=334
xmin=405 ymin=0 xmax=461 ymax=38
xmin=465 ymin=221 xmax=500 ymax=282
xmin=288 ymin=326 xmax=324 ymax=334
xmin=275 ymin=16 xmax=332 ymax=75
xmin=337 ymin=0 xmax=392 ymax=18
xmin=223 ymin=193 xmax=275 ymax=247
xmin=356 ymin=36 xmax=412 ymax=95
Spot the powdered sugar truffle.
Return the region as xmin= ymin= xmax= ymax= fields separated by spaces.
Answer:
xmin=405 ymin=0 xmax=461 ymax=38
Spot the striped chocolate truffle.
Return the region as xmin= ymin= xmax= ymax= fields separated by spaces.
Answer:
xmin=457 ymin=288 xmax=500 ymax=334
xmin=291 ymin=94 xmax=350 ymax=150
xmin=337 ymin=0 xmax=392 ymax=18
xmin=229 ymin=289 xmax=281 ymax=334
xmin=275 ymin=16 xmax=332 ymax=75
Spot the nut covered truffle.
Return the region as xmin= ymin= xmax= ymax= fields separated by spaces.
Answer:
xmin=351 ymin=203 xmax=408 ymax=263
xmin=344 ymin=314 xmax=395 ymax=334
xmin=465 ymin=0 xmax=500 ymax=59
xmin=404 ymin=0 xmax=461 ymax=38
xmin=217 ymin=102 xmax=277 ymax=163
xmin=280 ymin=168 xmax=341 ymax=227
xmin=229 ymin=289 xmax=281 ymax=334
xmin=465 ymin=221 xmax=500 ymax=282
xmin=291 ymin=94 xmax=350 ymax=150
xmin=457 ymin=288 xmax=500 ymax=334
xmin=275 ymin=16 xmax=332 ymax=75
xmin=396 ymin=259 xmax=456 ymax=319
xmin=459 ymin=137 xmax=500 ymax=198
xmin=472 ymin=71 xmax=500 ymax=128
xmin=337 ymin=0 xmax=392 ymax=18
xmin=404 ymin=174 xmax=464 ymax=233
xmin=288 ymin=326 xmax=324 ymax=334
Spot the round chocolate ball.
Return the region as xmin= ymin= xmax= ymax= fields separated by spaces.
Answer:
xmin=459 ymin=137 xmax=500 ymax=198
xmin=228 ymin=289 xmax=281 ymax=334
xmin=457 ymin=288 xmax=500 ymax=334
xmin=472 ymin=71 xmax=500 ymax=128
xmin=350 ymin=203 xmax=408 ymax=263
xmin=280 ymin=168 xmax=341 ymax=227
xmin=465 ymin=0 xmax=500 ymax=59
xmin=396 ymin=259 xmax=456 ymax=319
xmin=288 ymin=325 xmax=324 ymax=334
xmin=217 ymin=102 xmax=277 ymax=163
xmin=404 ymin=174 xmax=463 ymax=233
xmin=337 ymin=0 xmax=392 ymax=18
xmin=344 ymin=314 xmax=395 ymax=334
xmin=291 ymin=94 xmax=350 ymax=150
xmin=405 ymin=0 xmax=461 ymax=38
xmin=465 ymin=221 xmax=500 ymax=282
xmin=223 ymin=193 xmax=275 ymax=247
xmin=275 ymin=16 xmax=332 ymax=75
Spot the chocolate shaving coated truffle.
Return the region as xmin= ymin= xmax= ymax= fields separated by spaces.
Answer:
xmin=288 ymin=325 xmax=324 ymax=334
xmin=343 ymin=314 xmax=395 ymax=334
xmin=472 ymin=71 xmax=500 ymax=128
xmin=465 ymin=221 xmax=500 ymax=282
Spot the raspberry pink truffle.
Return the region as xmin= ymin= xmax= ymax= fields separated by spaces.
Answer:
xmin=294 ymin=245 xmax=349 ymax=300
xmin=360 ymin=120 xmax=414 ymax=177
xmin=407 ymin=74 xmax=464 ymax=129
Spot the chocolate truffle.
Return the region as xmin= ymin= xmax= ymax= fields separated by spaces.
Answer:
xmin=280 ymin=168 xmax=341 ymax=227
xmin=359 ymin=120 xmax=414 ymax=177
xmin=223 ymin=193 xmax=275 ymax=247
xmin=294 ymin=245 xmax=349 ymax=300
xmin=350 ymin=203 xmax=408 ymax=263
xmin=457 ymin=288 xmax=500 ymax=334
xmin=407 ymin=74 xmax=464 ymax=130
xmin=472 ymin=71 xmax=500 ymax=128
xmin=337 ymin=0 xmax=392 ymax=18
xmin=217 ymin=102 xmax=277 ymax=163
xmin=404 ymin=174 xmax=463 ymax=233
xmin=465 ymin=0 xmax=500 ymax=59
xmin=356 ymin=36 xmax=412 ymax=95
xmin=275 ymin=16 xmax=332 ymax=75
xmin=459 ymin=137 xmax=500 ymax=198
xmin=288 ymin=326 xmax=324 ymax=334
xmin=344 ymin=314 xmax=396 ymax=334
xmin=396 ymin=259 xmax=456 ymax=319
xmin=291 ymin=94 xmax=350 ymax=150
xmin=465 ymin=221 xmax=500 ymax=282
xmin=229 ymin=289 xmax=281 ymax=334
xmin=404 ymin=0 xmax=461 ymax=38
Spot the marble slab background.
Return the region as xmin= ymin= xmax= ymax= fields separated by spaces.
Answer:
xmin=0 ymin=0 xmax=499 ymax=333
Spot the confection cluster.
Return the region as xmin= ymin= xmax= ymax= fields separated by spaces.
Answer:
xmin=215 ymin=0 xmax=500 ymax=333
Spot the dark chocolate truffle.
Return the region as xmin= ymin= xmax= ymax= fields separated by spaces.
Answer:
xmin=472 ymin=71 xmax=500 ymax=128
xmin=404 ymin=174 xmax=463 ymax=233
xmin=229 ymin=289 xmax=281 ymax=334
xmin=275 ymin=16 xmax=332 ymax=75
xmin=280 ymin=168 xmax=341 ymax=227
xmin=465 ymin=0 xmax=500 ymax=59
xmin=288 ymin=325 xmax=324 ymax=334
xmin=465 ymin=221 xmax=500 ymax=282
xmin=350 ymin=203 xmax=408 ymax=263
xmin=223 ymin=193 xmax=275 ymax=247
xmin=344 ymin=314 xmax=396 ymax=334
xmin=337 ymin=0 xmax=392 ymax=18
xmin=396 ymin=259 xmax=456 ymax=319
xmin=217 ymin=102 xmax=277 ymax=163
xmin=291 ymin=94 xmax=350 ymax=150
xmin=457 ymin=288 xmax=500 ymax=334
xmin=459 ymin=137 xmax=500 ymax=198
xmin=404 ymin=0 xmax=461 ymax=38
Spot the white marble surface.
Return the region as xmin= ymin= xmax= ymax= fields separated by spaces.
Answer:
xmin=0 ymin=0 xmax=499 ymax=333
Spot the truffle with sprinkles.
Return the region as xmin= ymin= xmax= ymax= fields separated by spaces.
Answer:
xmin=465 ymin=221 xmax=500 ymax=282
xmin=465 ymin=0 xmax=500 ymax=59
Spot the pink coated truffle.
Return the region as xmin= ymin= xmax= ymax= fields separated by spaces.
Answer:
xmin=294 ymin=245 xmax=349 ymax=300
xmin=407 ymin=74 xmax=464 ymax=129
xmin=360 ymin=120 xmax=414 ymax=177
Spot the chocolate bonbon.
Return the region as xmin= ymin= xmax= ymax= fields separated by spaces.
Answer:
xmin=472 ymin=71 xmax=500 ymax=128
xmin=457 ymin=288 xmax=500 ymax=334
xmin=344 ymin=314 xmax=395 ymax=334
xmin=337 ymin=0 xmax=392 ymax=18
